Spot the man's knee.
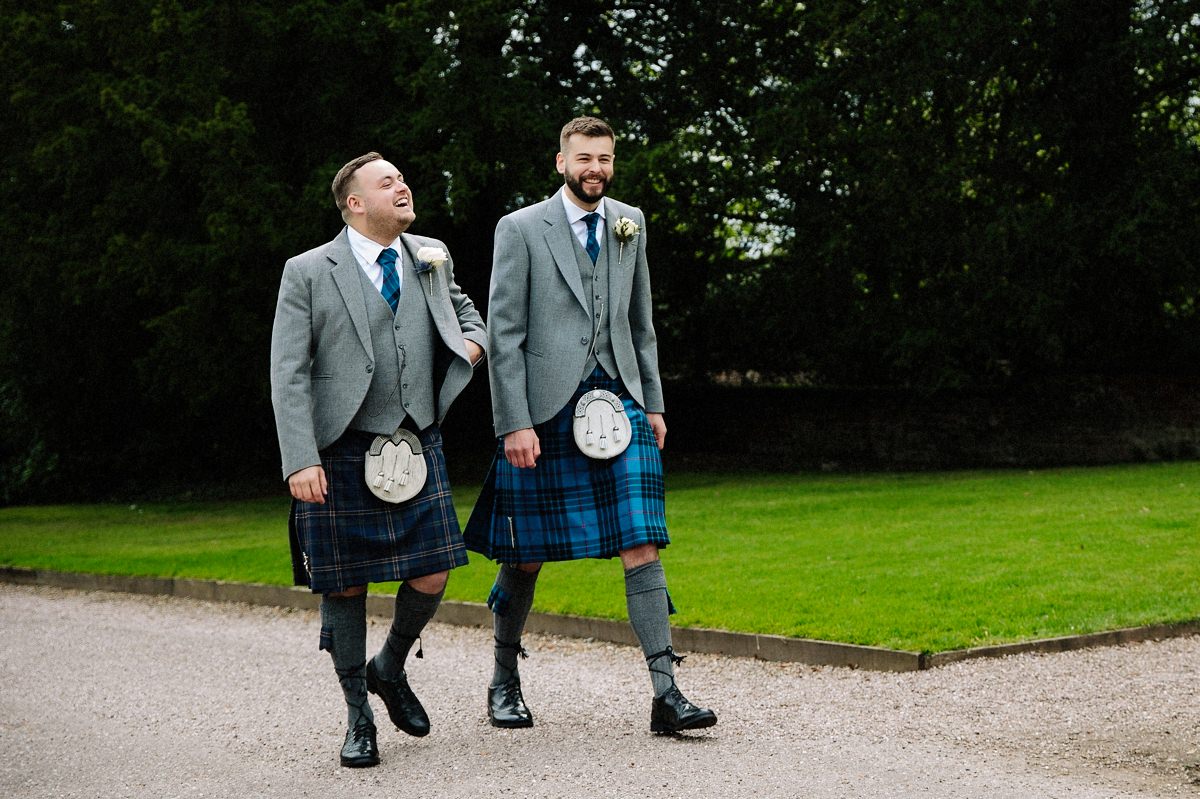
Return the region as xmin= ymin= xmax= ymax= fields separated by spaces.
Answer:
xmin=328 ymin=585 xmax=367 ymax=598
xmin=408 ymin=571 xmax=449 ymax=594
xmin=619 ymin=544 xmax=659 ymax=570
xmin=515 ymin=562 xmax=542 ymax=575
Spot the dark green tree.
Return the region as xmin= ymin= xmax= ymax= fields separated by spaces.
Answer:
xmin=1 ymin=0 xmax=1197 ymax=501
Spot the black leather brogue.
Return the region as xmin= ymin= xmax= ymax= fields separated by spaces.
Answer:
xmin=366 ymin=659 xmax=431 ymax=737
xmin=487 ymin=676 xmax=534 ymax=728
xmin=650 ymin=687 xmax=718 ymax=734
xmin=340 ymin=719 xmax=379 ymax=768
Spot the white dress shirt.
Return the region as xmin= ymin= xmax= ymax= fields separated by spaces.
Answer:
xmin=346 ymin=225 xmax=404 ymax=294
xmin=561 ymin=189 xmax=606 ymax=250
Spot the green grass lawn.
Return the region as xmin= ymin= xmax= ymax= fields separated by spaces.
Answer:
xmin=2 ymin=463 xmax=1198 ymax=653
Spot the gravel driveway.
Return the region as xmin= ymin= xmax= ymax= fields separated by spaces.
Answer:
xmin=1 ymin=584 xmax=1196 ymax=798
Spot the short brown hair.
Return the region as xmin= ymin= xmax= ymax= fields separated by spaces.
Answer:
xmin=331 ymin=152 xmax=384 ymax=217
xmin=559 ymin=116 xmax=615 ymax=152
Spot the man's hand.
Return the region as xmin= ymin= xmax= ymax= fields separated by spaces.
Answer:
xmin=504 ymin=428 xmax=541 ymax=468
xmin=464 ymin=339 xmax=484 ymax=366
xmin=288 ymin=465 xmax=328 ymax=504
xmin=646 ymin=413 xmax=667 ymax=450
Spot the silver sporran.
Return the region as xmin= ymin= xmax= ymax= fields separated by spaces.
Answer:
xmin=365 ymin=428 xmax=427 ymax=503
xmin=571 ymin=389 xmax=632 ymax=460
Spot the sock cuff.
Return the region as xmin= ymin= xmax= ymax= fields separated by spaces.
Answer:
xmin=499 ymin=563 xmax=540 ymax=589
xmin=321 ymin=592 xmax=367 ymax=620
xmin=319 ymin=594 xmax=368 ymax=659
xmin=624 ymin=560 xmax=667 ymax=595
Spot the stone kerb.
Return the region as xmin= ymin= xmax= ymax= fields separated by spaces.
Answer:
xmin=3 ymin=567 xmax=1195 ymax=672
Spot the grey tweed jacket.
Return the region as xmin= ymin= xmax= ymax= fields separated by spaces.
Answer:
xmin=486 ymin=188 xmax=664 ymax=436
xmin=270 ymin=227 xmax=486 ymax=478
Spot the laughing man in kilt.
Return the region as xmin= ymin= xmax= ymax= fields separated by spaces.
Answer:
xmin=270 ymin=153 xmax=486 ymax=767
xmin=464 ymin=117 xmax=717 ymax=735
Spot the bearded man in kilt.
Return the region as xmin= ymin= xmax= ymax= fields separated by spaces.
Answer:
xmin=270 ymin=153 xmax=486 ymax=767
xmin=464 ymin=117 xmax=717 ymax=735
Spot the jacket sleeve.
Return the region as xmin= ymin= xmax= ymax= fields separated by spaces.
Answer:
xmin=269 ymin=259 xmax=321 ymax=479
xmin=627 ymin=210 xmax=665 ymax=413
xmin=441 ymin=247 xmax=487 ymax=355
xmin=486 ymin=214 xmax=535 ymax=435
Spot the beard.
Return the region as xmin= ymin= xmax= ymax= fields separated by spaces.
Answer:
xmin=564 ymin=171 xmax=611 ymax=205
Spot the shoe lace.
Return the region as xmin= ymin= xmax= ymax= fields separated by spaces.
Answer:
xmin=335 ymin=661 xmax=372 ymax=718
xmin=498 ymin=678 xmax=525 ymax=702
xmin=493 ymin=636 xmax=529 ymax=683
xmin=385 ymin=632 xmax=423 ymax=661
xmin=646 ymin=646 xmax=685 ymax=691
xmin=495 ymin=636 xmax=530 ymax=658
xmin=350 ymin=718 xmax=375 ymax=743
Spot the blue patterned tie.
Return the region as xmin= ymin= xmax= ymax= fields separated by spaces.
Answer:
xmin=378 ymin=247 xmax=400 ymax=313
xmin=583 ymin=212 xmax=600 ymax=265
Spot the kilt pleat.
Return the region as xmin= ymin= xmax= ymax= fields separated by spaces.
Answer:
xmin=463 ymin=369 xmax=670 ymax=563
xmin=290 ymin=426 xmax=468 ymax=593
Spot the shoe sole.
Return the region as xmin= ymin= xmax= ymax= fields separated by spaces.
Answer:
xmin=489 ymin=715 xmax=534 ymax=729
xmin=340 ymin=756 xmax=380 ymax=768
xmin=651 ymin=713 xmax=718 ymax=734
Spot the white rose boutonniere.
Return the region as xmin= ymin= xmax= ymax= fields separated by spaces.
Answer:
xmin=613 ymin=217 xmax=639 ymax=266
xmin=415 ymin=246 xmax=448 ymax=295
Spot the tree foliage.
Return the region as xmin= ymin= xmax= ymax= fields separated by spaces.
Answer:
xmin=2 ymin=0 xmax=1198 ymax=500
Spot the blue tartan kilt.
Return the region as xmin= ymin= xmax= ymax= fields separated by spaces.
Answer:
xmin=289 ymin=426 xmax=468 ymax=594
xmin=463 ymin=369 xmax=670 ymax=563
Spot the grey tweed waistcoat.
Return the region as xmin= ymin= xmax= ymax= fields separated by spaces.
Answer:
xmin=573 ymin=234 xmax=619 ymax=381
xmin=348 ymin=258 xmax=437 ymax=434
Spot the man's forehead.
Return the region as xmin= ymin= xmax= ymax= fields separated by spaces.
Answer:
xmin=356 ymin=159 xmax=401 ymax=184
xmin=564 ymin=134 xmax=614 ymax=156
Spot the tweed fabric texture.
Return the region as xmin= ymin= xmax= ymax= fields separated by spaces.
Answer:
xmin=290 ymin=427 xmax=467 ymax=593
xmin=464 ymin=368 xmax=669 ymax=563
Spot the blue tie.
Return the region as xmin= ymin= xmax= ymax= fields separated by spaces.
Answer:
xmin=378 ymin=247 xmax=400 ymax=313
xmin=583 ymin=213 xmax=600 ymax=265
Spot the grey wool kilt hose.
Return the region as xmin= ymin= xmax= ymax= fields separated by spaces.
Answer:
xmin=463 ymin=367 xmax=670 ymax=564
xmin=288 ymin=426 xmax=468 ymax=594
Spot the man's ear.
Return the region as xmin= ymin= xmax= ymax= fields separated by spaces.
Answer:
xmin=555 ymin=152 xmax=566 ymax=176
xmin=345 ymin=193 xmax=364 ymax=215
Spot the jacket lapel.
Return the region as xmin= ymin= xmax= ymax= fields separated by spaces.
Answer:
xmin=401 ymin=233 xmax=467 ymax=359
xmin=604 ymin=198 xmax=630 ymax=322
xmin=543 ymin=189 xmax=589 ymax=314
xmin=328 ymin=228 xmax=372 ymax=356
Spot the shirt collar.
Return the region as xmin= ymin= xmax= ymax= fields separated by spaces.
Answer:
xmin=346 ymin=225 xmax=403 ymax=271
xmin=560 ymin=188 xmax=606 ymax=226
